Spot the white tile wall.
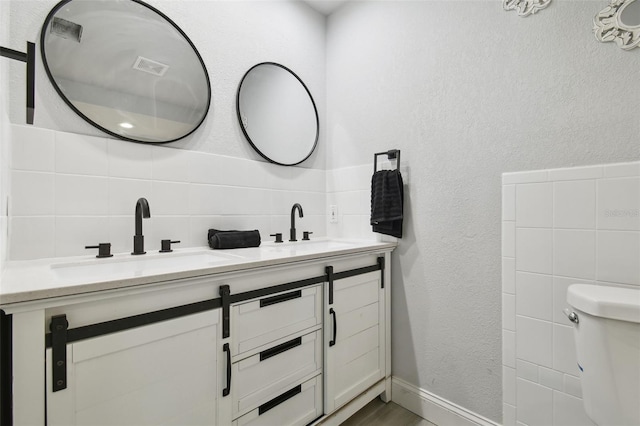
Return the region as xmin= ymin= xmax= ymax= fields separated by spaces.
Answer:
xmin=502 ymin=161 xmax=640 ymax=426
xmin=326 ymin=164 xmax=377 ymax=240
xmin=8 ymin=125 xmax=327 ymax=259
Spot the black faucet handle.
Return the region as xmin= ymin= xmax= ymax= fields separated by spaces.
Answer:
xmin=85 ymin=243 xmax=113 ymax=258
xmin=270 ymin=233 xmax=283 ymax=243
xmin=159 ymin=240 xmax=181 ymax=253
xmin=302 ymin=231 xmax=313 ymax=241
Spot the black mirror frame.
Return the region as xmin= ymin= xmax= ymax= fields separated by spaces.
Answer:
xmin=40 ymin=0 xmax=212 ymax=144
xmin=236 ymin=62 xmax=319 ymax=166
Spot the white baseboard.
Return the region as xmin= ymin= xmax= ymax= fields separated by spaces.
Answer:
xmin=391 ymin=377 xmax=500 ymax=426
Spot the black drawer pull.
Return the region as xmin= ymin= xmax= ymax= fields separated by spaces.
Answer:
xmin=258 ymin=384 xmax=302 ymax=415
xmin=329 ymin=308 xmax=337 ymax=347
xmin=259 ymin=290 xmax=302 ymax=308
xmin=260 ymin=337 xmax=302 ymax=362
xmin=222 ymin=343 xmax=231 ymax=397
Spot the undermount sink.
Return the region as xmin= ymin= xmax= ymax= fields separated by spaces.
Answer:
xmin=264 ymin=240 xmax=357 ymax=253
xmin=51 ymin=250 xmax=239 ymax=281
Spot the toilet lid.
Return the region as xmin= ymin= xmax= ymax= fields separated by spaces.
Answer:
xmin=567 ymin=284 xmax=640 ymax=323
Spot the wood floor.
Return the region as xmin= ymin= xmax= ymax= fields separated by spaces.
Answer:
xmin=340 ymin=398 xmax=437 ymax=426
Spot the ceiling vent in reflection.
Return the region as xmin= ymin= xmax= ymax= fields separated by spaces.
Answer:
xmin=51 ymin=17 xmax=83 ymax=42
xmin=132 ymin=56 xmax=169 ymax=77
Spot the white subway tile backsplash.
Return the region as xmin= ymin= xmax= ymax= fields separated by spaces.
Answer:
xmin=516 ymin=183 xmax=553 ymax=228
xmin=503 ymin=403 xmax=516 ymax=426
xmin=596 ymin=231 xmax=640 ymax=285
xmin=55 ymin=216 xmax=109 ymax=257
xmin=597 ymin=178 xmax=640 ymax=231
xmin=151 ymin=146 xmax=191 ymax=182
xmin=516 ymin=228 xmax=553 ymax=274
xmin=9 ymin=217 xmax=55 ymax=260
xmin=516 ymin=272 xmax=553 ymax=321
xmin=603 ymin=161 xmax=640 ymax=178
xmin=563 ymin=374 xmax=582 ymax=398
xmin=11 ymin=125 xmax=55 ymax=172
xmin=11 ymin=171 xmax=55 ymax=216
xmin=148 ymin=216 xmax=191 ymax=252
xmin=552 ymin=391 xmax=595 ymax=426
xmin=502 ymin=170 xmax=548 ymax=185
xmin=504 ymin=366 xmax=517 ymax=406
xmin=8 ymin=128 xmax=333 ymax=260
xmin=553 ymin=230 xmax=595 ymax=280
xmin=553 ymin=180 xmax=595 ymax=229
xmin=108 ymin=216 xmax=132 ymax=255
xmin=548 ymin=165 xmax=603 ymax=181
xmin=516 ymin=359 xmax=539 ymax=382
xmin=539 ymin=366 xmax=563 ymax=391
xmin=55 ymin=175 xmax=109 ymax=216
xmin=516 ymin=316 xmax=553 ymax=368
xmin=503 ymin=330 xmax=516 ymax=369
xmin=152 ymin=182 xmax=190 ymax=216
xmin=503 ymin=294 xmax=516 ymax=331
xmin=503 ymin=184 xmax=516 ymax=221
xmin=108 ymin=178 xmax=153 ymax=216
xmin=55 ymin=132 xmax=108 ymax=176
xmin=503 ymin=222 xmax=516 ymax=258
xmin=516 ymin=378 xmax=553 ymax=426
xmin=503 ymin=257 xmax=516 ymax=294
xmin=553 ymin=324 xmax=579 ymax=375
xmin=108 ymin=139 xmax=153 ymax=179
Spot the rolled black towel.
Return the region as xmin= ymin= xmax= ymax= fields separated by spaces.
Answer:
xmin=208 ymin=229 xmax=261 ymax=249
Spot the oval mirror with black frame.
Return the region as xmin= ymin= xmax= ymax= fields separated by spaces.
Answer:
xmin=237 ymin=62 xmax=319 ymax=166
xmin=40 ymin=0 xmax=211 ymax=143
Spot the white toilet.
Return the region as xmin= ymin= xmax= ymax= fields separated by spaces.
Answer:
xmin=566 ymin=284 xmax=640 ymax=426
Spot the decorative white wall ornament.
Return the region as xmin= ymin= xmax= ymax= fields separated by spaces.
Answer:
xmin=503 ymin=0 xmax=552 ymax=17
xmin=594 ymin=0 xmax=640 ymax=50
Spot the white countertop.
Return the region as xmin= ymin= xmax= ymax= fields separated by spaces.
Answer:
xmin=0 ymin=239 xmax=396 ymax=306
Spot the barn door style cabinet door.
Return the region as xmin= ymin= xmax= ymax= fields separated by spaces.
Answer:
xmin=45 ymin=310 xmax=221 ymax=425
xmin=323 ymin=264 xmax=387 ymax=413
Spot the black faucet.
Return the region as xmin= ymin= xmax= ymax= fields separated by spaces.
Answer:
xmin=132 ymin=197 xmax=151 ymax=255
xmin=290 ymin=203 xmax=304 ymax=242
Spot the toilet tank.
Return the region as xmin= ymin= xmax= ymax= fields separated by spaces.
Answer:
xmin=567 ymin=284 xmax=640 ymax=426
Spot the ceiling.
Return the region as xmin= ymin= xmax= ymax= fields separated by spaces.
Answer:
xmin=302 ymin=0 xmax=349 ymax=15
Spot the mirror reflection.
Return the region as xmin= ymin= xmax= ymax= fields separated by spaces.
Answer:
xmin=237 ymin=62 xmax=319 ymax=166
xmin=620 ymin=0 xmax=640 ymax=27
xmin=41 ymin=0 xmax=211 ymax=143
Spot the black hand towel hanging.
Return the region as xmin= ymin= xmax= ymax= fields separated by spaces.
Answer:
xmin=370 ymin=169 xmax=404 ymax=238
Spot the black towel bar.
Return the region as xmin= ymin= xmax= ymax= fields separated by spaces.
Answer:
xmin=373 ymin=149 xmax=400 ymax=173
xmin=0 ymin=42 xmax=36 ymax=124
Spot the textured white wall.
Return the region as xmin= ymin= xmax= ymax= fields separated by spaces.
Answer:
xmin=326 ymin=1 xmax=639 ymax=422
xmin=7 ymin=0 xmax=326 ymax=169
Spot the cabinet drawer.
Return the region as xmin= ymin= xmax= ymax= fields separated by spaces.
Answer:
xmin=233 ymin=330 xmax=322 ymax=417
xmin=232 ymin=285 xmax=322 ymax=355
xmin=233 ymin=375 xmax=322 ymax=426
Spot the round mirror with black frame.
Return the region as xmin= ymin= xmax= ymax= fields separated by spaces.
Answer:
xmin=237 ymin=62 xmax=319 ymax=166
xmin=40 ymin=0 xmax=211 ymax=143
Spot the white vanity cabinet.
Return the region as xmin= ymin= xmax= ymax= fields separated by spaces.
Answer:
xmin=324 ymin=270 xmax=386 ymax=413
xmin=46 ymin=310 xmax=220 ymax=425
xmin=1 ymin=243 xmax=394 ymax=426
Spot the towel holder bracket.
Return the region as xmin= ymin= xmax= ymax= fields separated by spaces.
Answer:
xmin=373 ymin=149 xmax=401 ymax=173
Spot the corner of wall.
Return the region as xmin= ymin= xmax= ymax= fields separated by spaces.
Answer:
xmin=0 ymin=0 xmax=12 ymax=269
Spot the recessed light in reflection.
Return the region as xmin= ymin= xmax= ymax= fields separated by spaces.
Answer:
xmin=119 ymin=122 xmax=134 ymax=129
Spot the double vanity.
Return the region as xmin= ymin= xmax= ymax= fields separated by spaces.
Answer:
xmin=0 ymin=239 xmax=395 ymax=425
